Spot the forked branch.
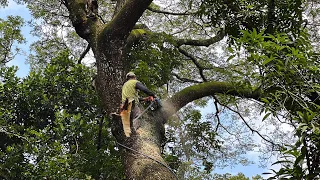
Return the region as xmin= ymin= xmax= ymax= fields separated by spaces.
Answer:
xmin=178 ymin=47 xmax=207 ymax=81
xmin=78 ymin=44 xmax=91 ymax=64
xmin=172 ymin=73 xmax=202 ymax=83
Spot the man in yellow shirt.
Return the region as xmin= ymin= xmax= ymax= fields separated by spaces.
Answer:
xmin=120 ymin=72 xmax=156 ymax=137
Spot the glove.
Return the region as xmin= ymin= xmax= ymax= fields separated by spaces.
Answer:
xmin=143 ymin=96 xmax=154 ymax=102
xmin=148 ymin=96 xmax=154 ymax=102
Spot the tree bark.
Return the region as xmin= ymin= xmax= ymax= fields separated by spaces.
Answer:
xmin=111 ymin=112 xmax=175 ymax=179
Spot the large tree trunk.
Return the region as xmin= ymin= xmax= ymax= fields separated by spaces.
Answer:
xmin=94 ymin=31 xmax=177 ymax=179
xmin=95 ymin=37 xmax=126 ymax=113
xmin=111 ymin=111 xmax=175 ymax=179
xmin=65 ymin=1 xmax=172 ymax=179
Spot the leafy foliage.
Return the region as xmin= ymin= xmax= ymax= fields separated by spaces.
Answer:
xmin=231 ymin=28 xmax=320 ymax=179
xmin=128 ymin=32 xmax=183 ymax=91
xmin=0 ymin=0 xmax=8 ymax=7
xmin=0 ymin=51 xmax=123 ymax=179
xmin=197 ymin=0 xmax=304 ymax=38
xmin=0 ymin=15 xmax=25 ymax=65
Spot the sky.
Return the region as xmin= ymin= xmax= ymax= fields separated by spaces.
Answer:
xmin=198 ymin=101 xmax=285 ymax=178
xmin=1 ymin=1 xmax=286 ymax=179
xmin=1 ymin=0 xmax=36 ymax=77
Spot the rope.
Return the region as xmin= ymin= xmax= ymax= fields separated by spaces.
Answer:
xmin=116 ymin=141 xmax=179 ymax=180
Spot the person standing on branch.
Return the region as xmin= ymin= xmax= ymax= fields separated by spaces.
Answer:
xmin=120 ymin=72 xmax=156 ymax=137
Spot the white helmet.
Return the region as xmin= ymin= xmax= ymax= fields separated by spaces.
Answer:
xmin=126 ymin=71 xmax=136 ymax=78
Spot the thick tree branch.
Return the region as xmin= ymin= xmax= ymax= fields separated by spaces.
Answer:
xmin=178 ymin=47 xmax=207 ymax=81
xmin=103 ymin=0 xmax=153 ymax=40
xmin=147 ymin=6 xmax=196 ymax=16
xmin=176 ymin=30 xmax=225 ymax=47
xmin=163 ymin=81 xmax=261 ymax=118
xmin=64 ymin=0 xmax=98 ymax=40
xmin=303 ymin=136 xmax=312 ymax=174
xmin=172 ymin=73 xmax=202 ymax=83
xmin=98 ymin=14 xmax=107 ymax=24
xmin=126 ymin=29 xmax=148 ymax=47
xmin=78 ymin=43 xmax=90 ymax=64
xmin=113 ymin=0 xmax=126 ymax=17
xmin=213 ymin=96 xmax=221 ymax=132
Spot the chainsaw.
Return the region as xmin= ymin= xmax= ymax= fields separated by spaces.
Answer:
xmin=150 ymin=98 xmax=161 ymax=111
xmin=134 ymin=97 xmax=161 ymax=121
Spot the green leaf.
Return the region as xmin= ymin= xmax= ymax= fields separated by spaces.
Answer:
xmin=262 ymin=56 xmax=275 ymax=65
xmin=262 ymin=113 xmax=271 ymax=121
xmin=301 ymin=126 xmax=308 ymax=133
xmin=261 ymin=98 xmax=270 ymax=104
xmin=227 ymin=54 xmax=236 ymax=62
xmin=29 ymin=129 xmax=41 ymax=137
xmin=294 ymin=154 xmax=305 ymax=167
xmin=227 ymin=47 xmax=234 ymax=53
xmin=271 ymin=160 xmax=292 ymax=166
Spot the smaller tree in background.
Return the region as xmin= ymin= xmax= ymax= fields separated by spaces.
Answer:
xmin=0 ymin=51 xmax=124 ymax=179
xmin=0 ymin=16 xmax=25 ymax=66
